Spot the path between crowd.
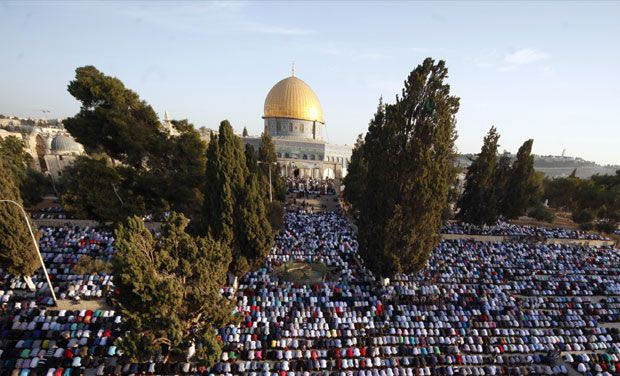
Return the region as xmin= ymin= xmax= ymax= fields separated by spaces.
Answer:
xmin=48 ymin=298 xmax=112 ymax=311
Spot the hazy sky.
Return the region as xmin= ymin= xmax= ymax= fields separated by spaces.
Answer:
xmin=1 ymin=1 xmax=619 ymax=164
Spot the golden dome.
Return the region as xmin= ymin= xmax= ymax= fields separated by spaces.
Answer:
xmin=264 ymin=76 xmax=324 ymax=124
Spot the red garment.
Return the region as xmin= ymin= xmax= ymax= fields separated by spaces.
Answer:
xmin=54 ymin=368 xmax=64 ymax=376
xmin=64 ymin=349 xmax=74 ymax=359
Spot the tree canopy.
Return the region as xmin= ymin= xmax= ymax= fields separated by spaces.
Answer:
xmin=62 ymin=66 xmax=208 ymax=222
xmin=202 ymin=121 xmax=273 ymax=276
xmin=501 ymin=139 xmax=538 ymax=218
xmin=0 ymin=136 xmax=48 ymax=207
xmin=342 ymin=134 xmax=367 ymax=219
xmin=258 ymin=132 xmax=286 ymax=202
xmin=545 ymin=169 xmax=619 ymax=229
xmin=0 ymin=160 xmax=39 ymax=277
xmin=346 ymin=58 xmax=459 ymax=277
xmin=457 ymin=126 xmax=501 ymax=225
xmin=113 ymin=213 xmax=236 ymax=367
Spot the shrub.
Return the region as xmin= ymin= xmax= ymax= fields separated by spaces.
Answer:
xmin=572 ymin=209 xmax=594 ymax=224
xmin=73 ymin=255 xmax=112 ymax=275
xmin=595 ymin=221 xmax=617 ymax=234
xmin=528 ymin=205 xmax=555 ymax=223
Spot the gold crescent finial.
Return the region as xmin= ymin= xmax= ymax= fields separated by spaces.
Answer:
xmin=292 ymin=62 xmax=295 ymax=77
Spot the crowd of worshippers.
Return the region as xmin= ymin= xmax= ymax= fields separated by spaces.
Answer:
xmin=441 ymin=221 xmax=610 ymax=240
xmin=286 ymin=178 xmax=336 ymax=196
xmin=1 ymin=212 xmax=620 ymax=375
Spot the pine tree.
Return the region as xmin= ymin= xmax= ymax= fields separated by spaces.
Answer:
xmin=242 ymin=127 xmax=248 ymax=137
xmin=0 ymin=160 xmax=39 ymax=277
xmin=457 ymin=126 xmax=501 ymax=225
xmin=357 ymin=58 xmax=459 ymax=277
xmin=113 ymin=213 xmax=235 ymax=367
xmin=502 ymin=139 xmax=537 ymax=218
xmin=63 ymin=66 xmax=208 ymax=222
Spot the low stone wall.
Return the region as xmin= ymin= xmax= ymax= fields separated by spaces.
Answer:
xmin=442 ymin=233 xmax=615 ymax=247
xmin=441 ymin=234 xmax=509 ymax=243
xmin=545 ymin=238 xmax=615 ymax=247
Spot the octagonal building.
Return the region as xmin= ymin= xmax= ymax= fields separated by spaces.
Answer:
xmin=244 ymin=72 xmax=352 ymax=179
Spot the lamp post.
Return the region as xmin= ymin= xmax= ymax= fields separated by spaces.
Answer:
xmin=0 ymin=199 xmax=57 ymax=305
xmin=257 ymin=161 xmax=278 ymax=203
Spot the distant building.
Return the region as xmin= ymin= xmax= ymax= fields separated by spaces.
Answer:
xmin=243 ymin=72 xmax=353 ymax=179
xmin=0 ymin=116 xmax=84 ymax=181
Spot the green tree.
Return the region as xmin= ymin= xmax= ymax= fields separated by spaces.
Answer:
xmin=501 ymin=139 xmax=538 ymax=218
xmin=20 ymin=169 xmax=50 ymax=207
xmin=0 ymin=135 xmax=49 ymax=206
xmin=64 ymin=66 xmax=166 ymax=169
xmin=0 ymin=160 xmax=39 ymax=277
xmin=493 ymin=153 xmax=512 ymax=210
xmin=356 ymin=58 xmax=459 ymax=277
xmin=242 ymin=127 xmax=248 ymax=137
xmin=143 ymin=119 xmax=208 ymax=220
xmin=202 ymin=121 xmax=273 ymax=276
xmin=457 ymin=126 xmax=501 ymax=225
xmin=113 ymin=213 xmax=235 ymax=367
xmin=234 ymin=173 xmax=273 ymax=276
xmin=343 ymin=133 xmax=368 ymax=218
xmin=244 ymin=144 xmax=259 ymax=175
xmin=266 ymin=201 xmax=285 ymax=234
xmin=59 ymin=156 xmax=143 ymax=222
xmin=0 ymin=136 xmax=33 ymax=179
xmin=258 ymin=132 xmax=285 ymax=201
xmin=63 ymin=66 xmax=208 ymax=221
xmin=202 ymin=121 xmax=245 ymax=246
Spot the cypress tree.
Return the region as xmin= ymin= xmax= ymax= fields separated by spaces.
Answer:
xmin=357 ymin=58 xmax=459 ymax=277
xmin=113 ymin=213 xmax=235 ymax=367
xmin=343 ymin=133 xmax=368 ymax=217
xmin=202 ymin=121 xmax=241 ymax=245
xmin=258 ymin=132 xmax=285 ymax=201
xmin=202 ymin=121 xmax=273 ymax=276
xmin=0 ymin=160 xmax=39 ymax=277
xmin=502 ymin=139 xmax=537 ymax=218
xmin=457 ymin=126 xmax=501 ymax=225
xmin=493 ymin=153 xmax=512 ymax=212
xmin=245 ymin=144 xmax=258 ymax=175
xmin=234 ymin=173 xmax=273 ymax=276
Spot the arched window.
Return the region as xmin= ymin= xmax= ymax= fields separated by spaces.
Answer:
xmin=285 ymin=153 xmax=290 ymax=158
xmin=302 ymin=154 xmax=308 ymax=160
xmin=277 ymin=152 xmax=282 ymax=158
xmin=310 ymin=154 xmax=315 ymax=160
xmin=289 ymin=124 xmax=293 ymax=132
xmin=300 ymin=124 xmax=304 ymax=133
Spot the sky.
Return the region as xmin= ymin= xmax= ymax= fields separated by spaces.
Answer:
xmin=1 ymin=1 xmax=619 ymax=165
